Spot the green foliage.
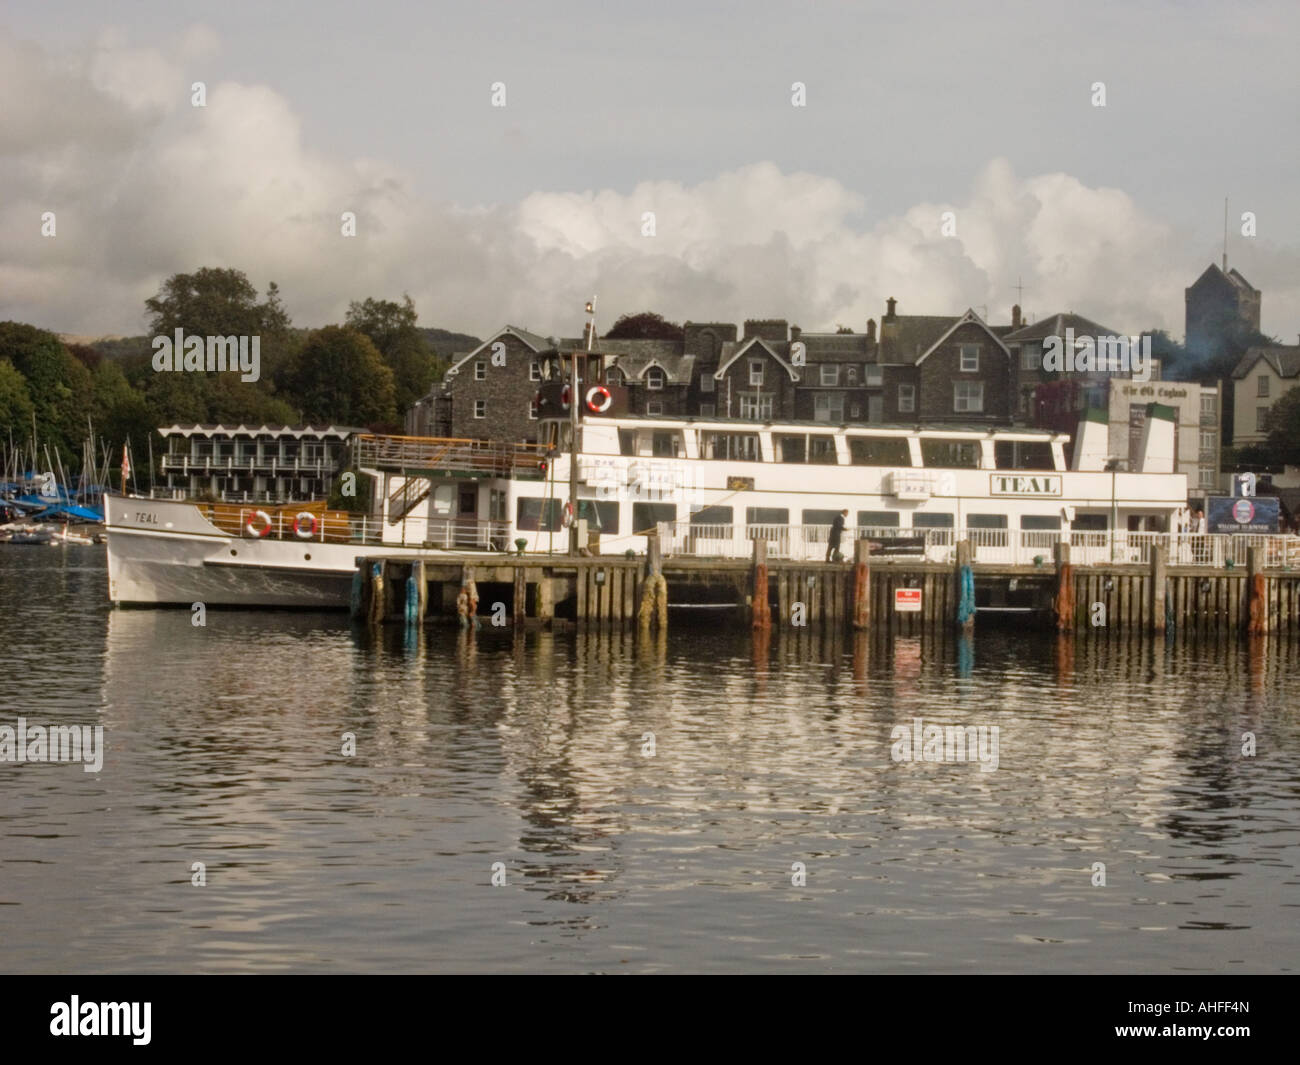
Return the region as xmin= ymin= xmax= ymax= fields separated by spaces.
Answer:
xmin=145 ymin=267 xmax=289 ymax=338
xmin=0 ymin=359 xmax=35 ymax=441
xmin=1264 ymin=386 xmax=1300 ymax=467
xmin=604 ymin=312 xmax=685 ymax=342
xmin=346 ymin=295 xmax=442 ymax=413
xmin=326 ymin=468 xmax=372 ymax=512
xmin=0 ymin=322 xmax=92 ymax=464
xmin=290 ymin=326 xmax=397 ymax=426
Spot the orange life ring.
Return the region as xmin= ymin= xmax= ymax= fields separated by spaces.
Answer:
xmin=586 ymin=385 xmax=612 ymax=413
xmin=560 ymin=385 xmax=572 ymax=410
xmin=245 ymin=509 xmax=273 ymax=538
xmin=561 ymin=501 xmax=575 ymax=528
xmin=293 ymin=511 xmax=318 ymax=539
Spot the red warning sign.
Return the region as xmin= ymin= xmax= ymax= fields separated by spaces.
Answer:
xmin=894 ymin=588 xmax=922 ymax=612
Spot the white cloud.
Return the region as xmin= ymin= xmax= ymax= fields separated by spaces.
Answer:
xmin=2 ymin=27 xmax=1297 ymax=347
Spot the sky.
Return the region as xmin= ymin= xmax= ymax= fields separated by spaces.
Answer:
xmin=2 ymin=0 xmax=1297 ymax=346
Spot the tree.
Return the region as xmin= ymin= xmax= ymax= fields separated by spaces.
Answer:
xmin=0 ymin=322 xmax=92 ymax=464
xmin=289 ymin=326 xmax=397 ymax=427
xmin=604 ymin=312 xmax=684 ymax=342
xmin=1264 ymin=386 xmax=1300 ymax=467
xmin=345 ymin=295 xmax=441 ymax=413
xmin=145 ymin=267 xmax=281 ymax=337
xmin=0 ymin=359 xmax=35 ymax=446
xmin=1145 ymin=329 xmax=1187 ymax=378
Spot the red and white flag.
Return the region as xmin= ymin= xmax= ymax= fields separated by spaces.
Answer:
xmin=121 ymin=445 xmax=131 ymax=491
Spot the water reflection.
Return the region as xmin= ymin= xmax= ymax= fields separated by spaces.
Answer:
xmin=2 ymin=549 xmax=1298 ymax=972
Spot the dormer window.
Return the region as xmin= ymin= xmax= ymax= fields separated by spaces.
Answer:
xmin=749 ymin=360 xmax=765 ymax=386
xmin=960 ymin=345 xmax=979 ymax=372
xmin=820 ymin=365 xmax=840 ymax=386
xmin=646 ymin=367 xmax=665 ymax=390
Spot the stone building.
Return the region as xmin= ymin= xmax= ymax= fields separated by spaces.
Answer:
xmin=1230 ymin=344 xmax=1300 ymax=447
xmin=1185 ymin=263 xmax=1261 ymax=363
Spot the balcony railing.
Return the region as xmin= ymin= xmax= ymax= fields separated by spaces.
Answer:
xmin=354 ymin=434 xmax=550 ymax=476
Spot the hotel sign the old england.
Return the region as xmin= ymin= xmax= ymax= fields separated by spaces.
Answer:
xmin=990 ymin=474 xmax=1062 ymax=497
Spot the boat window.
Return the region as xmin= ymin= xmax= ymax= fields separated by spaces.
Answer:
xmin=967 ymin=514 xmax=1007 ymax=529
xmin=994 ymin=440 xmax=1055 ymax=470
xmin=921 ymin=439 xmax=980 ymax=468
xmin=809 ymin=436 xmax=838 ymax=464
xmin=700 ymin=432 xmax=760 ymax=461
xmin=1021 ymin=515 xmax=1061 ymax=530
xmin=857 ymin=511 xmax=900 ymax=527
xmin=431 ymin=484 xmax=455 ymax=516
xmin=632 ymin=502 xmax=677 ymax=533
xmin=776 ymin=434 xmax=806 ymax=463
xmin=618 ymin=430 xmax=637 ymax=456
xmin=746 ymin=507 xmax=789 ymax=525
xmin=575 ymin=500 xmax=618 ymax=532
xmin=802 ymin=508 xmax=842 ymax=526
xmin=912 ymin=512 xmax=955 ymax=528
xmin=690 ymin=505 xmax=733 ymax=525
xmin=848 ymin=436 xmax=911 ymax=466
xmin=1071 ymin=513 xmax=1108 ymax=531
xmin=652 ymin=431 xmax=680 ymax=457
xmin=516 ymin=497 xmax=563 ymax=531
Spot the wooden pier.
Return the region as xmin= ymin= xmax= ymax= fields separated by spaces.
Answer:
xmin=351 ymin=537 xmax=1300 ymax=637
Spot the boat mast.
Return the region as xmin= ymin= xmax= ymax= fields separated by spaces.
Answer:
xmin=569 ymin=296 xmax=596 ymax=556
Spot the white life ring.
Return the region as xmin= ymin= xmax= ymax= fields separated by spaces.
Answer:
xmin=293 ymin=511 xmax=318 ymax=539
xmin=560 ymin=385 xmax=572 ymax=410
xmin=586 ymin=385 xmax=612 ymax=413
xmin=561 ymin=501 xmax=575 ymax=528
xmin=245 ymin=510 xmax=273 ymax=538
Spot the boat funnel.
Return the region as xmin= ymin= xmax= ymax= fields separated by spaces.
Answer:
xmin=1137 ymin=402 xmax=1176 ymax=473
xmin=1071 ymin=408 xmax=1109 ymax=471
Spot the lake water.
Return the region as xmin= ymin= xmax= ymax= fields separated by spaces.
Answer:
xmin=1 ymin=547 xmax=1297 ymax=973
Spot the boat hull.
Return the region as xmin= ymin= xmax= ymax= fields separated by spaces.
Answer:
xmin=105 ymin=496 xmax=454 ymax=608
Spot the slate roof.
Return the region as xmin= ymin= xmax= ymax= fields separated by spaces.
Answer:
xmin=1232 ymin=345 xmax=1300 ymax=380
xmin=1003 ymin=312 xmax=1120 ymax=344
xmin=878 ymin=315 xmax=959 ymax=364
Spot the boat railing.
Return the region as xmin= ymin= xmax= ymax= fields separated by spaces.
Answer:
xmin=230 ymin=508 xmax=512 ymax=551
xmin=656 ymin=523 xmax=1300 ymax=567
xmin=353 ymin=433 xmax=550 ymax=476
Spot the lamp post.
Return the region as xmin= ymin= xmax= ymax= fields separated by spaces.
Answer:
xmin=568 ymin=297 xmax=596 ymax=556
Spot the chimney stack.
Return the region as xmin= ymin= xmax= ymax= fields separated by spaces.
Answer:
xmin=790 ymin=325 xmax=801 ymax=341
xmin=1012 ymin=304 xmax=1022 ymax=329
xmin=866 ymin=318 xmax=876 ymax=343
xmin=885 ymin=297 xmax=897 ymax=321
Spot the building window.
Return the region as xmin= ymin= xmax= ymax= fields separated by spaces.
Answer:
xmin=1021 ymin=345 xmax=1042 ymax=371
xmin=474 ymin=400 xmax=487 ymax=419
xmin=898 ymin=384 xmax=916 ymax=413
xmin=1200 ymin=392 xmax=1217 ymax=418
xmin=474 ymin=361 xmax=486 ymax=380
xmin=749 ymin=360 xmax=765 ymax=386
xmin=528 ymin=402 xmax=538 ymax=420
xmin=1199 ymin=467 xmax=1217 ymax=489
xmin=739 ymin=393 xmax=773 ymax=420
xmin=960 ymin=345 xmax=980 ymax=372
xmin=699 ymin=402 xmax=716 ymax=417
xmin=1257 ymin=407 xmax=1270 ymax=432
xmin=1199 ymin=429 xmax=1216 ymax=454
xmin=845 ymin=366 xmax=858 ymax=385
xmin=867 ymin=396 xmax=883 ymax=422
xmin=700 ymin=373 xmax=714 ymax=393
xmin=646 ymin=367 xmax=665 ymax=390
xmin=820 ymin=364 xmax=840 ymax=386
xmin=529 ymin=361 xmax=540 ymax=381
xmin=606 ymin=367 xmax=623 ymax=386
xmin=954 ymin=381 xmax=984 ymax=413
xmin=1258 ymin=375 xmax=1270 ymax=398
xmin=814 ymin=393 xmax=845 ymax=422
xmin=646 ymin=400 xmax=663 ymax=416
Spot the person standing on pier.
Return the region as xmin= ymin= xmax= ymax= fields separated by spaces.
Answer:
xmin=826 ymin=509 xmax=848 ymax=563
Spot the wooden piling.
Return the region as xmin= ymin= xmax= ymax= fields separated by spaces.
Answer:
xmin=513 ymin=565 xmax=526 ymax=627
xmin=1248 ymin=546 xmax=1266 ymax=635
xmin=638 ymin=531 xmax=667 ymax=631
xmin=955 ymin=539 xmax=975 ymax=634
xmin=1149 ymin=546 xmax=1166 ymax=632
xmin=368 ymin=560 xmax=385 ymax=625
xmin=1053 ymin=542 xmax=1074 ymax=632
xmin=852 ymin=539 xmax=871 ymax=630
xmin=751 ymin=538 xmax=771 ymax=630
xmin=537 ymin=576 xmax=554 ymax=623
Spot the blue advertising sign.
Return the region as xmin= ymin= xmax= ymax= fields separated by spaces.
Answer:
xmin=1207 ymin=495 xmax=1279 ymax=534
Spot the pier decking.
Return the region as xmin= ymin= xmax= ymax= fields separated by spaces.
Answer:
xmin=351 ymin=532 xmax=1300 ymax=636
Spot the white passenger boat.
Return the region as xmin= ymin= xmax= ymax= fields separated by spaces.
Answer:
xmin=105 ymin=401 xmax=1191 ymax=607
